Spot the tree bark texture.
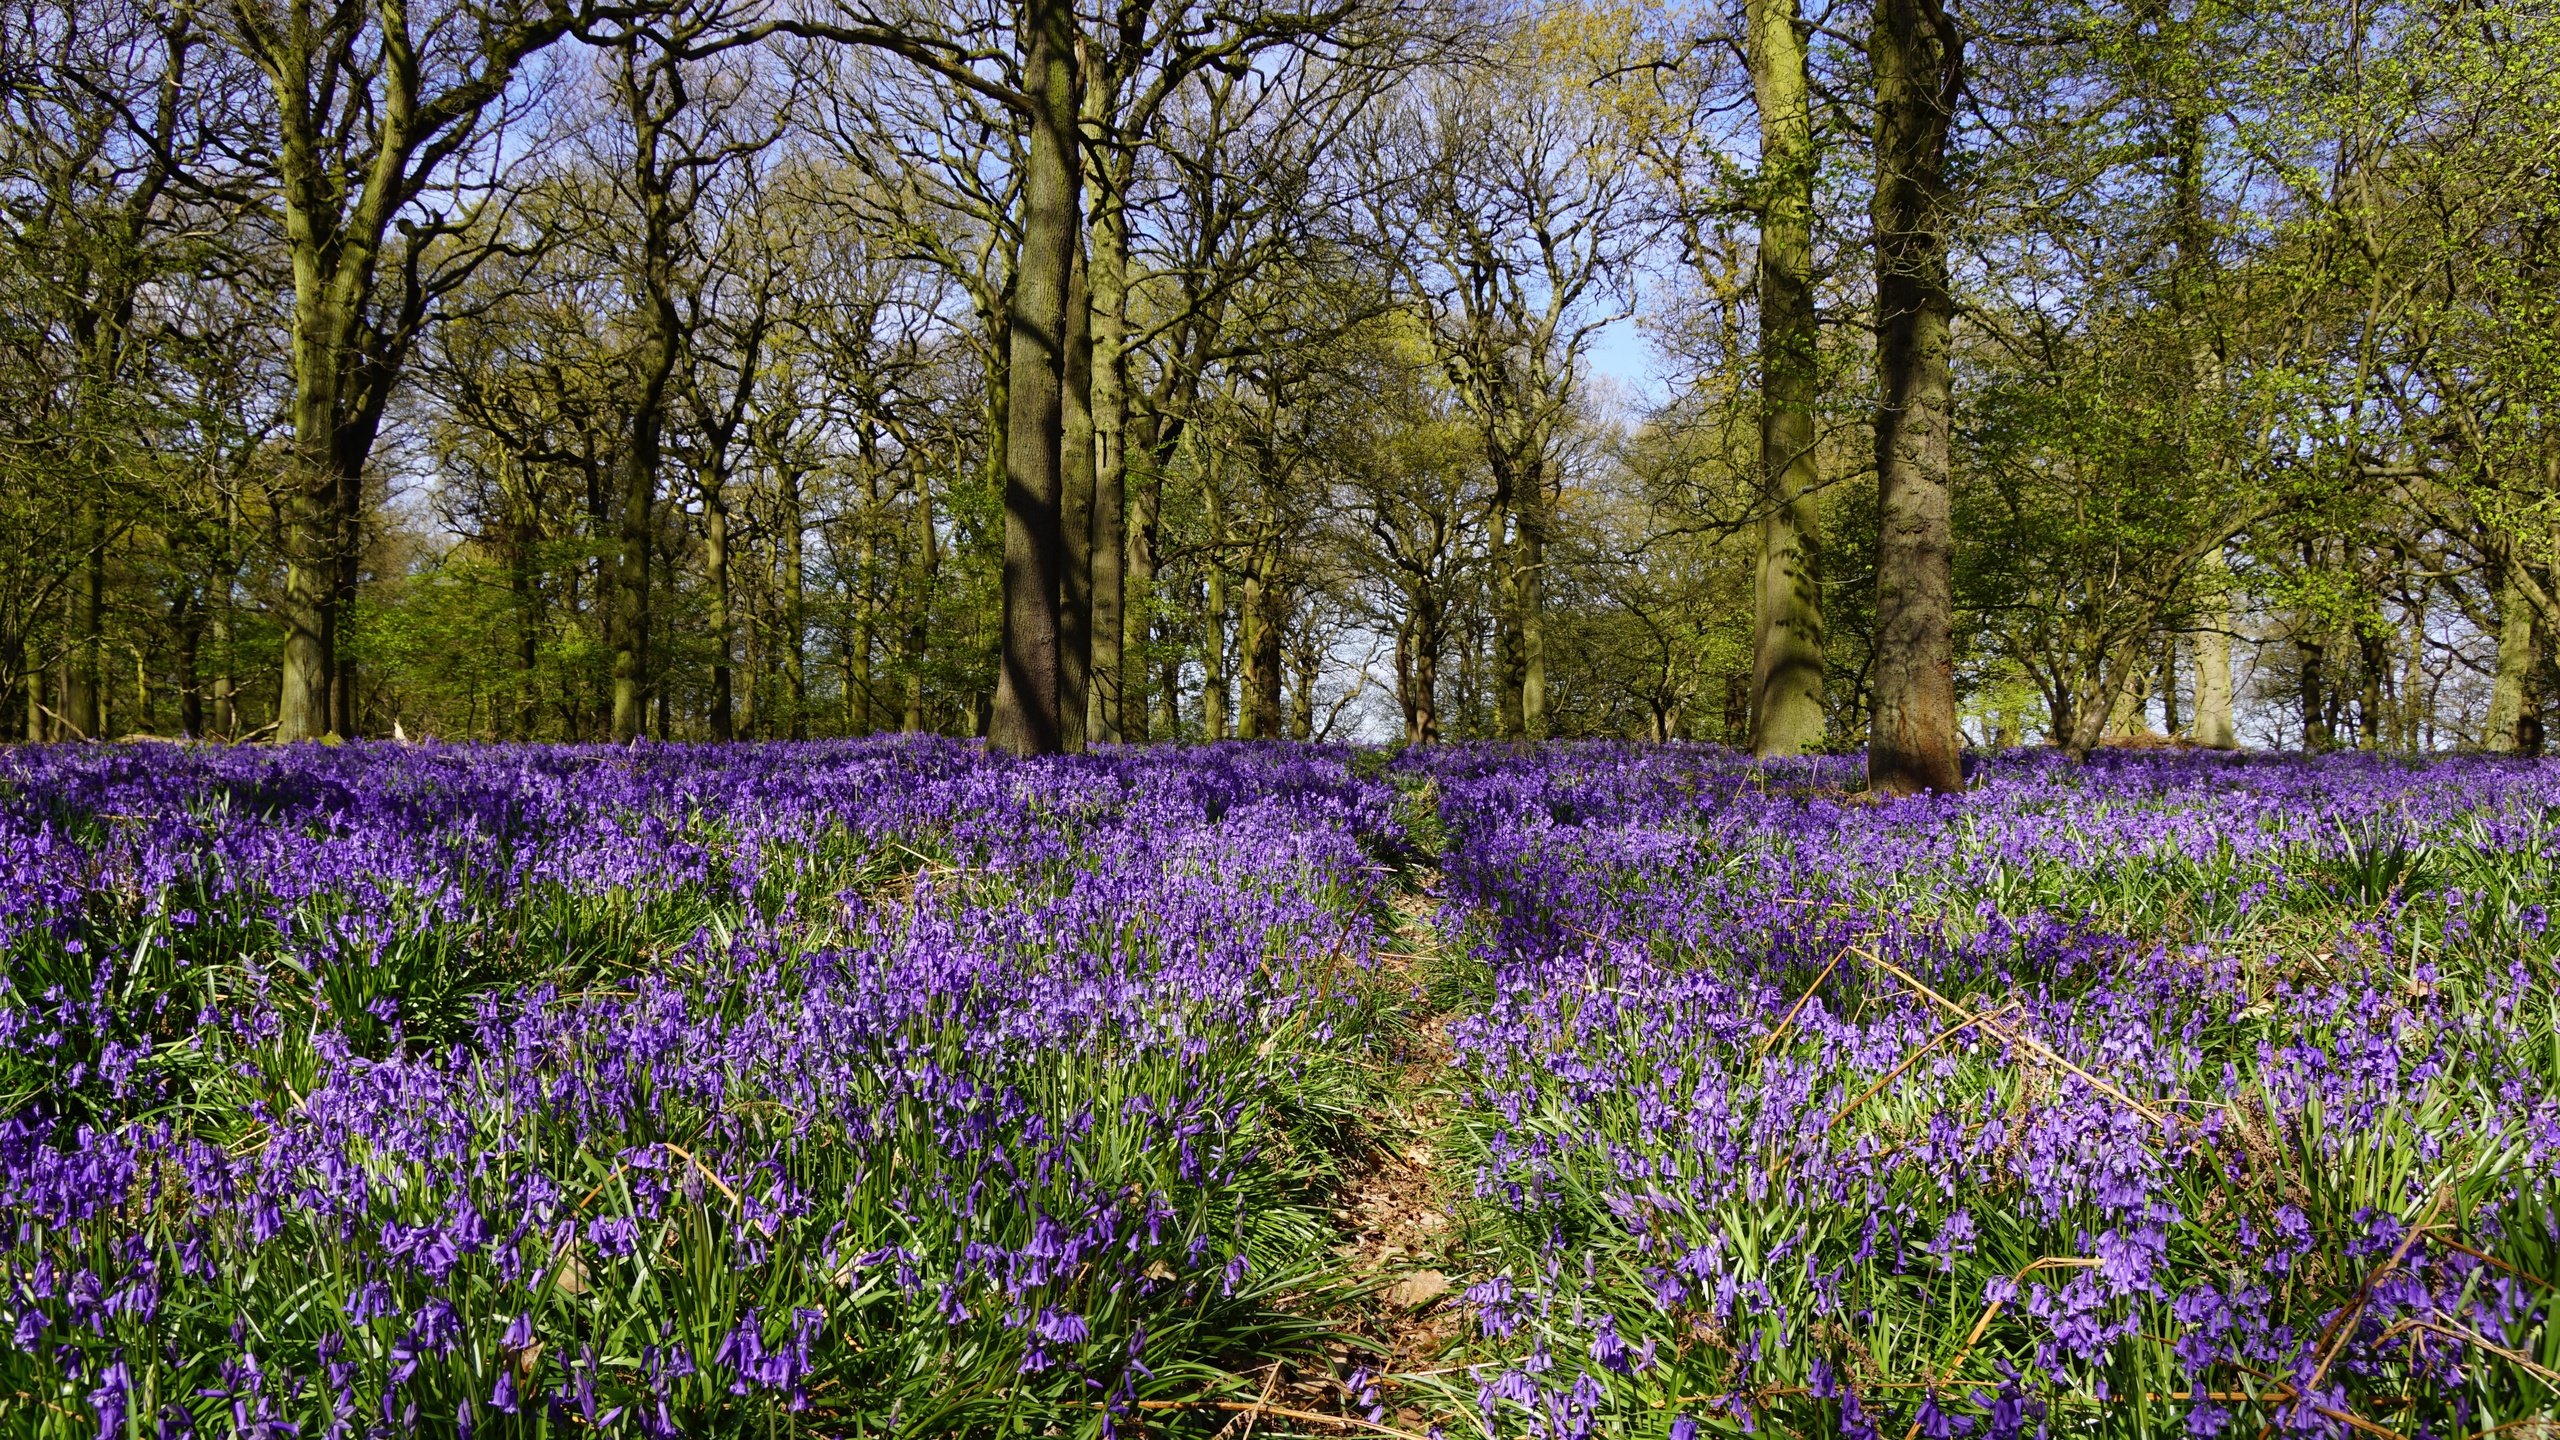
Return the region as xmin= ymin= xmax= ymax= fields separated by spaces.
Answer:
xmin=1087 ymin=198 xmax=1129 ymax=745
xmin=988 ymin=0 xmax=1079 ymax=757
xmin=1058 ymin=238 xmax=1094 ymax=752
xmin=1867 ymin=0 xmax=1964 ymax=795
xmin=2190 ymin=548 xmax=2237 ymax=747
xmin=1746 ymin=0 xmax=1828 ymax=758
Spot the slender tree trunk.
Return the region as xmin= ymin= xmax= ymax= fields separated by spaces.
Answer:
xmin=1203 ymin=562 xmax=1230 ymax=740
xmin=1490 ymin=475 xmax=1524 ymax=740
xmin=988 ymin=0 xmax=1080 ymax=757
xmin=1088 ymin=201 xmax=1129 ymax=745
xmin=1867 ymin=0 xmax=1964 ymax=794
xmin=904 ymin=471 xmax=935 ymax=732
xmin=63 ymin=502 xmax=103 ymax=739
xmin=1517 ymin=473 xmax=1549 ymax=740
xmin=2299 ymin=627 xmax=2327 ymax=751
xmin=1129 ymin=431 xmax=1163 ymax=742
xmin=704 ymin=470 xmax=734 ymax=741
xmin=177 ymin=600 xmax=204 ymax=738
xmin=212 ymin=597 xmax=236 ymax=740
xmin=2191 ymin=548 xmax=2236 ymax=747
xmin=2158 ymin=635 xmax=2181 ymax=738
xmin=1058 ymin=238 xmax=1094 ymax=751
xmin=786 ymin=470 xmax=808 ymax=738
xmin=1747 ymin=0 xmax=1827 ymax=758
xmin=19 ymin=637 xmax=40 ymax=742
xmin=1412 ymin=597 xmax=1442 ymax=745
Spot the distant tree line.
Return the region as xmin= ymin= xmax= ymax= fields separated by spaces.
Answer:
xmin=2 ymin=0 xmax=2555 ymax=784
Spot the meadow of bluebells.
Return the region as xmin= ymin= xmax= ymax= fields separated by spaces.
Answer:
xmin=0 ymin=737 xmax=1406 ymax=1436
xmin=10 ymin=738 xmax=2560 ymax=1440
xmin=1416 ymin=745 xmax=2560 ymax=1438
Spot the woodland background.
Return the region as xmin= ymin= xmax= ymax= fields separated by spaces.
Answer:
xmin=2 ymin=0 xmax=2554 ymax=758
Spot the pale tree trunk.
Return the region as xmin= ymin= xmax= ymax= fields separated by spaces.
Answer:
xmin=1087 ymin=197 xmax=1129 ymax=744
xmin=2105 ymin=649 xmax=2151 ymax=736
xmin=1746 ymin=0 xmax=1827 ymax=758
xmin=1058 ymin=240 xmax=1093 ymax=751
xmin=2190 ymin=547 xmax=2237 ymax=747
xmin=1867 ymin=0 xmax=1964 ymax=794
xmin=988 ymin=0 xmax=1079 ymax=757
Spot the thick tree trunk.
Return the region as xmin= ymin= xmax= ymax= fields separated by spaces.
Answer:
xmin=1058 ymin=240 xmax=1094 ymax=752
xmin=1746 ymin=0 xmax=1828 ymax=758
xmin=1087 ymin=201 xmax=1129 ymax=745
xmin=609 ymin=375 xmax=667 ymax=741
xmin=1407 ymin=596 xmax=1443 ymax=745
xmin=1242 ymin=561 xmax=1282 ymax=740
xmin=988 ymin=0 xmax=1080 ymax=757
xmin=2190 ymin=548 xmax=2236 ymax=747
xmin=1867 ymin=0 xmax=1964 ymax=795
xmin=2298 ymin=626 xmax=2328 ymax=751
xmin=2486 ymin=569 xmax=2536 ymax=752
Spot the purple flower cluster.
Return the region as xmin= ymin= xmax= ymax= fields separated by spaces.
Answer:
xmin=0 ymin=737 xmax=1403 ymax=1435
xmin=1415 ymin=743 xmax=2560 ymax=1438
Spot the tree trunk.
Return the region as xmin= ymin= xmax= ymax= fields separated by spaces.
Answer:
xmin=1242 ymin=559 xmax=1282 ymax=740
xmin=1746 ymin=0 xmax=1828 ymax=758
xmin=786 ymin=469 xmax=808 ymax=738
xmin=2190 ymin=547 xmax=2236 ymax=747
xmin=2158 ymin=635 xmax=2181 ymax=738
xmin=2487 ymin=568 xmax=2536 ymax=751
xmin=2298 ymin=626 xmax=2327 ymax=751
xmin=1130 ymin=429 xmax=1164 ymax=742
xmin=1867 ymin=0 xmax=1964 ymax=795
xmin=904 ymin=470 xmax=936 ymax=732
xmin=1517 ymin=475 xmax=1549 ymax=740
xmin=1058 ymin=237 xmax=1094 ymax=752
xmin=177 ymin=600 xmax=204 ymax=738
xmin=1490 ymin=477 xmax=1524 ymax=741
xmin=987 ymin=0 xmax=1080 ymax=758
xmin=704 ymin=469 xmax=734 ymax=740
xmin=1404 ymin=595 xmax=1443 ymax=745
xmin=1087 ymin=200 xmax=1129 ymax=745
xmin=63 ymin=502 xmax=103 ymax=739
xmin=1203 ymin=562 xmax=1230 ymax=740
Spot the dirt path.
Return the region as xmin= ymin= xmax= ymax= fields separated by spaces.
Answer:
xmin=1230 ymin=865 xmax=1476 ymax=1439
